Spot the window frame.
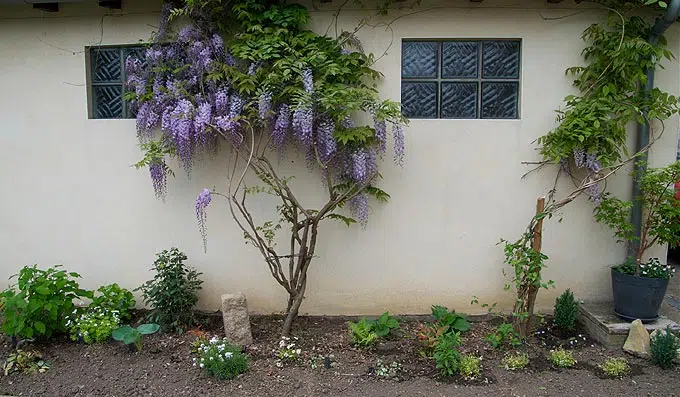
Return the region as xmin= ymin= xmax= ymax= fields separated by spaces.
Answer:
xmin=400 ymin=38 xmax=522 ymax=120
xmin=86 ymin=44 xmax=145 ymax=120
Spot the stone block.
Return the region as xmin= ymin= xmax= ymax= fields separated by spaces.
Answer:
xmin=221 ymin=292 xmax=253 ymax=346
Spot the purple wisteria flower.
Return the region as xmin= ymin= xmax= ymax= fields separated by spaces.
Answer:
xmin=392 ymin=123 xmax=404 ymax=166
xmin=342 ymin=115 xmax=354 ymax=129
xmin=136 ymin=102 xmax=160 ymax=138
xmin=149 ymin=161 xmax=167 ymax=200
xmin=585 ymin=152 xmax=601 ymax=173
xmin=365 ymin=148 xmax=378 ymax=177
xmin=372 ymin=111 xmax=387 ymax=153
xmin=588 ymin=181 xmax=602 ymax=204
xmin=169 ymin=99 xmax=195 ymax=169
xmin=301 ymin=69 xmax=313 ymax=94
xmin=214 ymin=87 xmax=229 ymax=115
xmin=573 ymin=147 xmax=585 ymax=168
xmin=292 ymin=106 xmax=313 ymax=146
xmin=351 ymin=149 xmax=367 ymax=182
xmin=211 ymin=33 xmax=225 ymax=57
xmin=316 ymin=118 xmax=336 ymax=162
xmin=215 ymin=94 xmax=244 ymax=144
xmin=272 ymin=104 xmax=290 ymax=150
xmin=258 ymin=91 xmax=272 ymax=120
xmin=195 ymin=188 xmax=212 ymax=249
xmin=194 ymin=101 xmax=213 ymax=148
xmin=350 ymin=193 xmax=369 ymax=227
xmin=178 ymin=25 xmax=199 ymax=44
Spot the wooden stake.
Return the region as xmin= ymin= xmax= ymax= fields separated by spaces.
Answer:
xmin=524 ymin=196 xmax=546 ymax=337
xmin=532 ymin=197 xmax=546 ymax=253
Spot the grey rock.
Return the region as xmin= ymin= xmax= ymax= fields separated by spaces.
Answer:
xmin=221 ymin=292 xmax=253 ymax=346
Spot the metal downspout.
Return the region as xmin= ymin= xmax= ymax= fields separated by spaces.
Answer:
xmin=629 ymin=1 xmax=680 ymax=260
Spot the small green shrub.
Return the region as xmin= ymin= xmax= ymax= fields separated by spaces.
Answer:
xmin=112 ymin=323 xmax=160 ymax=351
xmin=2 ymin=349 xmax=49 ymax=375
xmin=599 ymin=357 xmax=630 ymax=378
xmin=650 ymin=327 xmax=680 ymax=369
xmin=485 ymin=323 xmax=522 ymax=350
xmin=136 ymin=248 xmax=203 ymax=333
xmin=1 ymin=265 xmax=92 ymax=340
xmin=459 ymin=354 xmax=482 ymax=380
xmin=502 ymin=352 xmax=529 ymax=370
xmin=348 ymin=318 xmax=378 ymax=347
xmin=554 ymin=289 xmax=579 ymax=331
xmin=67 ymin=307 xmax=121 ymax=344
xmin=431 ymin=305 xmax=471 ymax=334
xmin=433 ymin=332 xmax=462 ymax=377
xmin=194 ymin=337 xmax=248 ymax=380
xmin=372 ymin=312 xmax=400 ymax=337
xmin=90 ymin=283 xmax=136 ymax=322
xmin=416 ymin=322 xmax=447 ymax=357
xmin=550 ymin=348 xmax=577 ymax=368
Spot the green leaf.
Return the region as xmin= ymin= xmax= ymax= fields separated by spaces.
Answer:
xmin=34 ymin=321 xmax=46 ymax=335
xmin=112 ymin=325 xmax=133 ymax=342
xmin=36 ymin=286 xmax=50 ymax=295
xmin=123 ymin=330 xmax=140 ymax=345
xmin=326 ymin=213 xmax=357 ymax=227
xmin=137 ymin=323 xmax=160 ymax=335
xmin=452 ymin=317 xmax=471 ymax=332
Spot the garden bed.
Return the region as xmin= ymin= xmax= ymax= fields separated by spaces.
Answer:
xmin=0 ymin=314 xmax=679 ymax=397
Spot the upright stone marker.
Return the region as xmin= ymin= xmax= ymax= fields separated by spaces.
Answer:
xmin=221 ymin=292 xmax=253 ymax=346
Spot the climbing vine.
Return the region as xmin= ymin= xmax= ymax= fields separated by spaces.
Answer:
xmin=503 ymin=1 xmax=679 ymax=336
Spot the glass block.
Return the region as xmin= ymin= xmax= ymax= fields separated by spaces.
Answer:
xmin=91 ymin=48 xmax=122 ymax=83
xmin=482 ymin=41 xmax=520 ymax=79
xmin=402 ymin=41 xmax=438 ymax=78
xmin=442 ymin=41 xmax=478 ymax=78
xmin=441 ymin=82 xmax=478 ymax=119
xmin=401 ymin=82 xmax=437 ymax=118
xmin=93 ymin=85 xmax=124 ymax=119
xmin=481 ymin=82 xmax=518 ymax=119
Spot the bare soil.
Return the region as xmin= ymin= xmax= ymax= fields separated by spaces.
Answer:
xmin=1 ymin=313 xmax=679 ymax=397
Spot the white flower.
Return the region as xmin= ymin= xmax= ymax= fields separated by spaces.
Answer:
xmin=225 ymin=352 xmax=233 ymax=359
xmin=199 ymin=363 xmax=204 ymax=368
xmin=296 ymin=349 xmax=301 ymax=355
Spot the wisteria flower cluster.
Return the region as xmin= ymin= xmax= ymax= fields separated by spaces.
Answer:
xmin=128 ymin=1 xmax=406 ymax=229
xmin=275 ymin=336 xmax=302 ymax=367
xmin=66 ymin=307 xmax=121 ymax=344
xmin=192 ymin=336 xmax=248 ymax=379
xmin=571 ymin=147 xmax=604 ymax=203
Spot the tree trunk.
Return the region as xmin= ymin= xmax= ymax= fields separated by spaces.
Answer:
xmin=281 ymin=283 xmax=306 ymax=337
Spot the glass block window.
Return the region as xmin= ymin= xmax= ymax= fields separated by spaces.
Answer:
xmin=88 ymin=45 xmax=145 ymax=119
xmin=401 ymin=39 xmax=521 ymax=119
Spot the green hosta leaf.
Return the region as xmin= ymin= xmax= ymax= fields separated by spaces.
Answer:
xmin=112 ymin=325 xmax=134 ymax=342
xmin=137 ymin=323 xmax=160 ymax=335
xmin=123 ymin=330 xmax=140 ymax=345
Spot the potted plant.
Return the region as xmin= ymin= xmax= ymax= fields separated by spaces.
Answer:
xmin=594 ymin=160 xmax=680 ymax=322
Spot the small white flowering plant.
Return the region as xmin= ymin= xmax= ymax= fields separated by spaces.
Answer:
xmin=193 ymin=336 xmax=248 ymax=380
xmin=67 ymin=307 xmax=120 ymax=344
xmin=275 ymin=336 xmax=302 ymax=366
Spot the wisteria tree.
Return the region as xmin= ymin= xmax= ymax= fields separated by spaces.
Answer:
xmin=127 ymin=0 xmax=406 ymax=336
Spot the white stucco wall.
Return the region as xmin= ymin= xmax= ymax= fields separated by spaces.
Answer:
xmin=0 ymin=0 xmax=678 ymax=315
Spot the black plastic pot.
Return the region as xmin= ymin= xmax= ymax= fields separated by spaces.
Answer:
xmin=611 ymin=267 xmax=669 ymax=323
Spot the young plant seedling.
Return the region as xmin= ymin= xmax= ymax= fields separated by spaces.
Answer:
xmin=112 ymin=323 xmax=160 ymax=351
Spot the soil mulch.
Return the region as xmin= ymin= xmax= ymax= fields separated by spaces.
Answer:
xmin=1 ymin=313 xmax=679 ymax=397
